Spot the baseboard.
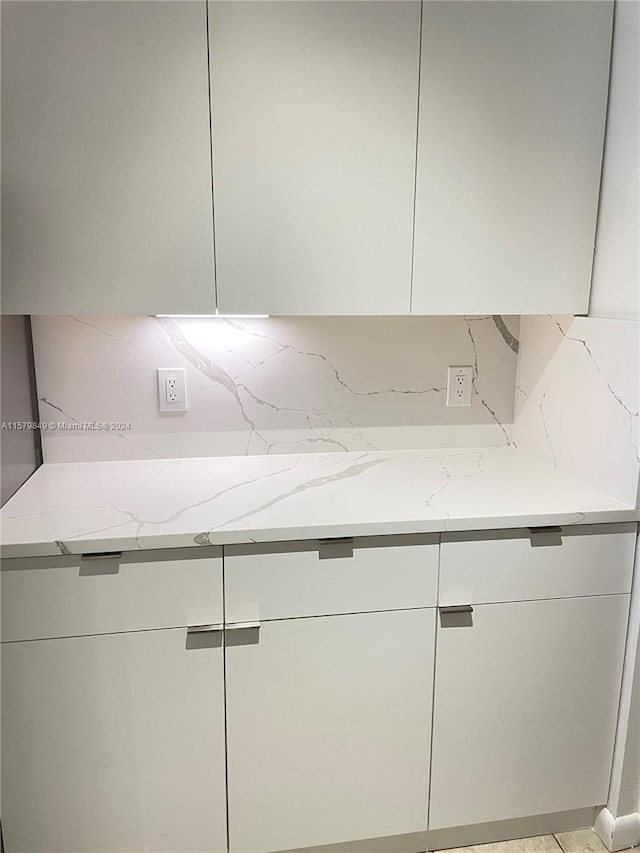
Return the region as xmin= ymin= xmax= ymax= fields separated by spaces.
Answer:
xmin=279 ymin=831 xmax=427 ymax=853
xmin=270 ymin=807 xmax=620 ymax=853
xmin=594 ymin=807 xmax=640 ymax=852
xmin=427 ymin=807 xmax=596 ymax=851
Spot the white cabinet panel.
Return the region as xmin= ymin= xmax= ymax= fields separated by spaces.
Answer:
xmin=1 ymin=548 xmax=223 ymax=642
xmin=210 ymin=0 xmax=420 ymax=315
xmin=429 ymin=595 xmax=629 ymax=830
xmin=1 ymin=1 xmax=215 ymax=314
xmin=225 ymin=535 xmax=438 ymax=622
xmin=439 ymin=524 xmax=636 ymax=606
xmin=412 ymin=1 xmax=612 ymax=314
xmin=1 ymin=628 xmax=227 ymax=853
xmin=226 ymin=609 xmax=434 ymax=852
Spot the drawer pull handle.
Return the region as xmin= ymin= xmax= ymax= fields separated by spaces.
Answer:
xmin=528 ymin=526 xmax=562 ymax=535
xmin=226 ymin=621 xmax=261 ymax=631
xmin=187 ymin=623 xmax=224 ymax=634
xmin=318 ymin=537 xmax=355 ymax=559
xmin=527 ymin=526 xmax=563 ymax=547
xmin=81 ymin=551 xmax=122 ymax=560
xmin=439 ymin=605 xmax=474 ymax=615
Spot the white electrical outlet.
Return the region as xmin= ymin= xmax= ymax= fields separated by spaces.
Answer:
xmin=446 ymin=366 xmax=473 ymax=407
xmin=157 ymin=368 xmax=187 ymax=412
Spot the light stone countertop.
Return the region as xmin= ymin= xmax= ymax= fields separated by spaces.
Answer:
xmin=1 ymin=447 xmax=637 ymax=558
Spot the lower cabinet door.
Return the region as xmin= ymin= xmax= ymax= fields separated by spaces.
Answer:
xmin=429 ymin=595 xmax=630 ymax=830
xmin=1 ymin=628 xmax=227 ymax=853
xmin=225 ymin=608 xmax=435 ymax=853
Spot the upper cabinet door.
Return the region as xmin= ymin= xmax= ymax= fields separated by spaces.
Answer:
xmin=412 ymin=1 xmax=613 ymax=315
xmin=210 ymin=1 xmax=421 ymax=315
xmin=1 ymin=1 xmax=215 ymax=315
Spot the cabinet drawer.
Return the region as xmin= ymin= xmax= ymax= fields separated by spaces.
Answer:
xmin=439 ymin=523 xmax=636 ymax=606
xmin=1 ymin=547 xmax=222 ymax=642
xmin=224 ymin=535 xmax=438 ymax=622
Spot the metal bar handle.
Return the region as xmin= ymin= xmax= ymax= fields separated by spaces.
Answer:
xmin=439 ymin=605 xmax=474 ymax=615
xmin=528 ymin=526 xmax=562 ymax=535
xmin=81 ymin=551 xmax=123 ymax=560
xmin=187 ymin=623 xmax=224 ymax=634
xmin=226 ymin=621 xmax=261 ymax=631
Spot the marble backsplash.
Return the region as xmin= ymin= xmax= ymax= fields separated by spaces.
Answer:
xmin=31 ymin=314 xmax=519 ymax=463
xmin=514 ymin=315 xmax=640 ymax=507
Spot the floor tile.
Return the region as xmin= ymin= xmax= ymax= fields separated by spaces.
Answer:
xmin=441 ymin=834 xmax=562 ymax=853
xmin=554 ymin=829 xmax=611 ymax=853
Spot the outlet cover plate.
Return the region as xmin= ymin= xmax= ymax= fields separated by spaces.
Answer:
xmin=157 ymin=368 xmax=187 ymax=412
xmin=446 ymin=366 xmax=473 ymax=407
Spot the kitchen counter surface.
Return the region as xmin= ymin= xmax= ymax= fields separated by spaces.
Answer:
xmin=1 ymin=447 xmax=637 ymax=558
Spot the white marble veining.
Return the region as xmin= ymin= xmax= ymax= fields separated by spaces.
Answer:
xmin=1 ymin=447 xmax=636 ymax=558
xmin=514 ymin=315 xmax=640 ymax=506
xmin=31 ymin=314 xmax=519 ymax=462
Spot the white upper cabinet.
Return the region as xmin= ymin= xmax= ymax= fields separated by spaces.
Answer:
xmin=411 ymin=1 xmax=613 ymax=315
xmin=209 ymin=0 xmax=421 ymax=315
xmin=1 ymin=1 xmax=614 ymax=316
xmin=1 ymin=1 xmax=216 ymax=315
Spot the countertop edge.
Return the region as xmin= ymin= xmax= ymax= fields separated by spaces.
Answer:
xmin=2 ymin=507 xmax=638 ymax=560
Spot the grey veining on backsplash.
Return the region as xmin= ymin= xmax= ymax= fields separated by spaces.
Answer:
xmin=38 ymin=395 xmax=166 ymax=460
xmin=492 ymin=315 xmax=520 ymax=353
xmin=465 ymin=318 xmax=512 ymax=444
xmin=31 ymin=314 xmax=520 ymax=462
xmin=515 ymin=315 xmax=640 ymax=506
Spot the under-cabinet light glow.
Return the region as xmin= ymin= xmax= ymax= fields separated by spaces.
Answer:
xmin=155 ymin=314 xmax=270 ymax=319
xmin=155 ymin=314 xmax=266 ymax=350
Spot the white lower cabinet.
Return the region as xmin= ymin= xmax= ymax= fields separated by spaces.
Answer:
xmin=429 ymin=525 xmax=634 ymax=833
xmin=1 ymin=548 xmax=227 ymax=853
xmin=429 ymin=595 xmax=630 ymax=831
xmin=1 ymin=525 xmax=635 ymax=852
xmin=225 ymin=609 xmax=435 ymax=853
xmin=1 ymin=628 xmax=227 ymax=853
